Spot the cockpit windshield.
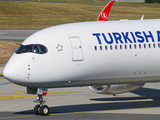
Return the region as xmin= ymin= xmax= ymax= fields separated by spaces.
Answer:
xmin=15 ymin=44 xmax=48 ymax=54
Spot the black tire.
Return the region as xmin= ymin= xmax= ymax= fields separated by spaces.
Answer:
xmin=40 ymin=105 xmax=49 ymax=115
xmin=34 ymin=104 xmax=40 ymax=115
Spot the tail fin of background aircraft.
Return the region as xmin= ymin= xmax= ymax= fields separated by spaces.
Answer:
xmin=97 ymin=0 xmax=114 ymax=21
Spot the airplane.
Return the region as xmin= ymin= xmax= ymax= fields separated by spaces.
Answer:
xmin=3 ymin=0 xmax=160 ymax=116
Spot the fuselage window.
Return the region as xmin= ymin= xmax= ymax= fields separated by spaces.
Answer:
xmin=105 ymin=45 xmax=107 ymax=50
xmin=153 ymin=43 xmax=155 ymax=48
xmin=144 ymin=44 xmax=146 ymax=49
xmin=139 ymin=44 xmax=141 ymax=49
xmin=124 ymin=45 xmax=127 ymax=49
xmin=110 ymin=45 xmax=112 ymax=50
xmin=158 ymin=43 xmax=160 ymax=48
xmin=129 ymin=44 xmax=132 ymax=49
xmin=15 ymin=44 xmax=48 ymax=54
xmin=134 ymin=44 xmax=136 ymax=49
xmin=95 ymin=46 xmax=97 ymax=51
xmin=100 ymin=46 xmax=102 ymax=51
xmin=120 ymin=45 xmax=122 ymax=50
xmin=115 ymin=45 xmax=117 ymax=50
xmin=148 ymin=44 xmax=151 ymax=48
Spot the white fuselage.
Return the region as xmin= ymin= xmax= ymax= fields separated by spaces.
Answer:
xmin=3 ymin=19 xmax=160 ymax=88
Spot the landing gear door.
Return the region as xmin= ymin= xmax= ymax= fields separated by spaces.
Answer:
xmin=69 ymin=37 xmax=84 ymax=61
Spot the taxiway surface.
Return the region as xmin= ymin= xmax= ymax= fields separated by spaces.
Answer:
xmin=1 ymin=30 xmax=160 ymax=119
xmin=0 ymin=29 xmax=38 ymax=42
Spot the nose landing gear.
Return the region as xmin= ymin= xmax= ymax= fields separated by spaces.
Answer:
xmin=27 ymin=87 xmax=49 ymax=115
xmin=34 ymin=95 xmax=49 ymax=115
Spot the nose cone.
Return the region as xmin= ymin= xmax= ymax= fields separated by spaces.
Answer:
xmin=3 ymin=61 xmax=18 ymax=83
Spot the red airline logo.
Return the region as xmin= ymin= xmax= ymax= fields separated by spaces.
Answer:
xmin=97 ymin=0 xmax=114 ymax=21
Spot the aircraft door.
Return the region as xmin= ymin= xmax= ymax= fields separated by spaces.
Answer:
xmin=69 ymin=37 xmax=84 ymax=61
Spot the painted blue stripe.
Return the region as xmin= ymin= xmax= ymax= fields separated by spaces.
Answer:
xmin=0 ymin=82 xmax=11 ymax=86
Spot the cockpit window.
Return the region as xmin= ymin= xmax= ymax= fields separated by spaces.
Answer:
xmin=39 ymin=45 xmax=48 ymax=54
xmin=19 ymin=45 xmax=33 ymax=53
xmin=15 ymin=44 xmax=48 ymax=54
xmin=33 ymin=45 xmax=40 ymax=53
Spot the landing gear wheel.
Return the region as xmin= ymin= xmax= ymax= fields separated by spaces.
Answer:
xmin=40 ymin=105 xmax=49 ymax=115
xmin=34 ymin=104 xmax=40 ymax=115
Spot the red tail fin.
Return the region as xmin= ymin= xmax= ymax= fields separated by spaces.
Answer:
xmin=97 ymin=0 xmax=114 ymax=21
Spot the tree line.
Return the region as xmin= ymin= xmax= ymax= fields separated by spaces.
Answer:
xmin=145 ymin=0 xmax=160 ymax=3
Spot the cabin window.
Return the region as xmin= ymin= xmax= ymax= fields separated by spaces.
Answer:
xmin=125 ymin=45 xmax=127 ymax=49
xmin=129 ymin=44 xmax=132 ymax=49
xmin=105 ymin=45 xmax=107 ymax=50
xmin=153 ymin=43 xmax=155 ymax=48
xmin=134 ymin=44 xmax=136 ymax=49
xmin=158 ymin=43 xmax=160 ymax=48
xmin=94 ymin=46 xmax=97 ymax=51
xmin=110 ymin=45 xmax=112 ymax=50
xmin=144 ymin=44 xmax=146 ymax=49
xmin=115 ymin=45 xmax=117 ymax=50
xmin=120 ymin=45 xmax=122 ymax=50
xmin=100 ymin=46 xmax=102 ymax=50
xmin=139 ymin=44 xmax=141 ymax=49
xmin=148 ymin=44 xmax=151 ymax=48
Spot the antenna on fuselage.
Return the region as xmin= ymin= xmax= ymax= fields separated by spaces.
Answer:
xmin=141 ymin=15 xmax=144 ymax=20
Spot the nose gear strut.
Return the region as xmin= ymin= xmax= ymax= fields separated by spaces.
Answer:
xmin=35 ymin=95 xmax=46 ymax=105
xmin=34 ymin=94 xmax=49 ymax=115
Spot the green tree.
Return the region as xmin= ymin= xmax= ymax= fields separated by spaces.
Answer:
xmin=145 ymin=0 xmax=160 ymax=3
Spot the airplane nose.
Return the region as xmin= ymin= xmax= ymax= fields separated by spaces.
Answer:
xmin=3 ymin=62 xmax=18 ymax=82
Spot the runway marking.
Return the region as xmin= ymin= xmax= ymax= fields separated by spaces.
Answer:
xmin=0 ymin=96 xmax=36 ymax=100
xmin=0 ymin=82 xmax=11 ymax=85
xmin=0 ymin=91 xmax=77 ymax=100
xmin=0 ymin=74 xmax=4 ymax=79
xmin=14 ymin=91 xmax=77 ymax=94
xmin=0 ymin=74 xmax=4 ymax=80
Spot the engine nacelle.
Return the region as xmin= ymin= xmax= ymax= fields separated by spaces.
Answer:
xmin=88 ymin=83 xmax=145 ymax=95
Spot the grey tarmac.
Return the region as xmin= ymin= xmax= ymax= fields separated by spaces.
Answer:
xmin=0 ymin=29 xmax=38 ymax=42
